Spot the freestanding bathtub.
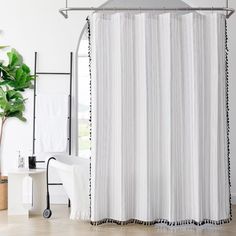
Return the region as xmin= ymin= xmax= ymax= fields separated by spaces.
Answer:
xmin=49 ymin=155 xmax=90 ymax=220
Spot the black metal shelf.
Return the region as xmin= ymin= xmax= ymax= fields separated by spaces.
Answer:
xmin=36 ymin=72 xmax=71 ymax=75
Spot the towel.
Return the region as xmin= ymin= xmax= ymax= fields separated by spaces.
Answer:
xmin=36 ymin=93 xmax=69 ymax=153
xmin=22 ymin=176 xmax=33 ymax=210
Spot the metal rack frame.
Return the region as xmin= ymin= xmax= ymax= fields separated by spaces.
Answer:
xmin=33 ymin=53 xmax=73 ymax=212
xmin=59 ymin=0 xmax=235 ymax=19
xmin=32 ymin=52 xmax=73 ymax=155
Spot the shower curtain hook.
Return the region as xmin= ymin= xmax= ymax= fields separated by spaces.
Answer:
xmin=162 ymin=6 xmax=166 ymax=14
xmin=175 ymin=7 xmax=178 ymax=15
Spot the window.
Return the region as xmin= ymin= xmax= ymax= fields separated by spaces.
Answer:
xmin=78 ymin=30 xmax=90 ymax=158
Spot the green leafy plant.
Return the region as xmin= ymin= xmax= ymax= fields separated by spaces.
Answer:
xmin=0 ymin=48 xmax=35 ymax=162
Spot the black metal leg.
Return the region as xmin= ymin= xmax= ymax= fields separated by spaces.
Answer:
xmin=43 ymin=157 xmax=56 ymax=219
xmin=68 ymin=199 xmax=71 ymax=208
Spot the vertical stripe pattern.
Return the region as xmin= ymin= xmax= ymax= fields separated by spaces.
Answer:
xmin=87 ymin=12 xmax=231 ymax=226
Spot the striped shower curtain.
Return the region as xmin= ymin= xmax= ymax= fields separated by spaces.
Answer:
xmin=87 ymin=12 xmax=231 ymax=226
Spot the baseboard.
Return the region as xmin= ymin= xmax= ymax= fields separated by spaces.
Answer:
xmin=232 ymin=193 xmax=236 ymax=205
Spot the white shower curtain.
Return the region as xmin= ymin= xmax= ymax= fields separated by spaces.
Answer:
xmin=87 ymin=12 xmax=231 ymax=226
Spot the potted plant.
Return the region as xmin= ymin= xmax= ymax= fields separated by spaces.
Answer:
xmin=0 ymin=47 xmax=35 ymax=210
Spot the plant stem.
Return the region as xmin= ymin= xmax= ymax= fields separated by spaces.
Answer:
xmin=0 ymin=117 xmax=6 ymax=178
xmin=0 ymin=117 xmax=6 ymax=147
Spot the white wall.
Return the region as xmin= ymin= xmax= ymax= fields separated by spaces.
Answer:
xmin=0 ymin=0 xmax=236 ymax=203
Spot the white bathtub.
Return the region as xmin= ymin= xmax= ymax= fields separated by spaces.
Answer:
xmin=49 ymin=156 xmax=90 ymax=220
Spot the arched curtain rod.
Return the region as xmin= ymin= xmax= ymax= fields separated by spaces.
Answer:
xmin=59 ymin=7 xmax=235 ymax=19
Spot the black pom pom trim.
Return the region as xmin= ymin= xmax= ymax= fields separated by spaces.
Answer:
xmin=225 ymin=19 xmax=232 ymax=222
xmin=86 ymin=16 xmax=92 ymax=220
xmin=90 ymin=218 xmax=231 ymax=227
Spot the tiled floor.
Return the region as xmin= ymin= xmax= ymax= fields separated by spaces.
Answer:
xmin=0 ymin=205 xmax=236 ymax=236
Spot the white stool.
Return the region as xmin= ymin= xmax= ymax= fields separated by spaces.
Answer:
xmin=8 ymin=169 xmax=46 ymax=217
